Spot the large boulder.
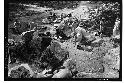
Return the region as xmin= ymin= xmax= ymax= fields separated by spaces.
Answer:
xmin=36 ymin=73 xmax=53 ymax=78
xmin=52 ymin=68 xmax=72 ymax=78
xmin=36 ymin=69 xmax=53 ymax=78
xmin=39 ymin=41 xmax=69 ymax=70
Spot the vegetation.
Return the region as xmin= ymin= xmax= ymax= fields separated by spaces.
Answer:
xmin=6 ymin=1 xmax=120 ymax=79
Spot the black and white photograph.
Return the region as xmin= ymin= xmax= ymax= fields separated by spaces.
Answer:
xmin=4 ymin=0 xmax=122 ymax=81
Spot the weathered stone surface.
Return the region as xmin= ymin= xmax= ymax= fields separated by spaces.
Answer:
xmin=52 ymin=68 xmax=72 ymax=78
xmin=36 ymin=73 xmax=53 ymax=78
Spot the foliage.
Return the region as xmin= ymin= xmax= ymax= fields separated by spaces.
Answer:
xmin=9 ymin=66 xmax=31 ymax=78
xmin=87 ymin=1 xmax=120 ymax=36
xmin=38 ymin=1 xmax=80 ymax=9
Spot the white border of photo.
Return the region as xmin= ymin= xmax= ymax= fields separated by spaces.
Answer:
xmin=0 ymin=0 xmax=123 ymax=83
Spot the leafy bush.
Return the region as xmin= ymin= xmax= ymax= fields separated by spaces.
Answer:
xmin=9 ymin=66 xmax=31 ymax=78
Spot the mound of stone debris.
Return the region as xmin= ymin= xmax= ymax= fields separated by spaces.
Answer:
xmin=8 ymin=57 xmax=77 ymax=78
xmin=8 ymin=29 xmax=120 ymax=78
xmin=8 ymin=39 xmax=78 ymax=78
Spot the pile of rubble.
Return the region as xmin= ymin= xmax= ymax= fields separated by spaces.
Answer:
xmin=7 ymin=2 xmax=120 ymax=78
